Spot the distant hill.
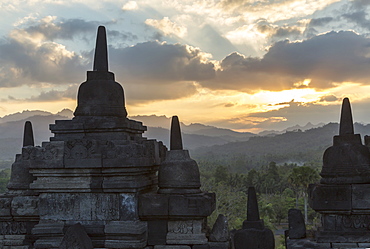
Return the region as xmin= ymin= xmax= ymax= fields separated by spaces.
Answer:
xmin=0 ymin=112 xmax=254 ymax=162
xmin=0 ymin=114 xmax=71 ymax=160
xmin=258 ymin=122 xmax=325 ymax=136
xmin=2 ymin=112 xmax=370 ymax=174
xmin=191 ymin=122 xmax=370 ymax=172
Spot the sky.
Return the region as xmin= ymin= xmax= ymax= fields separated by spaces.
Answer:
xmin=1 ymin=0 xmax=370 ymax=132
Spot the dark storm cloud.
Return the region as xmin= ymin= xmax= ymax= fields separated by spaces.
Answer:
xmin=200 ymin=31 xmax=370 ymax=92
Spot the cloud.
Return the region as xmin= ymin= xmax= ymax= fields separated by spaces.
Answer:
xmin=309 ymin=17 xmax=334 ymax=27
xmin=145 ymin=17 xmax=187 ymax=38
xmin=200 ymin=31 xmax=370 ymax=92
xmin=342 ymin=10 xmax=370 ymax=30
xmin=319 ymin=94 xmax=338 ymax=102
xmin=27 ymin=85 xmax=78 ymax=102
xmin=110 ymin=41 xmax=215 ymax=84
xmin=122 ymin=1 xmax=139 ymax=11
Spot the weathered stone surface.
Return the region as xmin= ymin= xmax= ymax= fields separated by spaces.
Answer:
xmin=11 ymin=196 xmax=38 ymax=217
xmin=0 ymin=197 xmax=12 ymax=217
xmin=138 ymin=193 xmax=169 ymax=218
xmin=158 ymin=150 xmax=201 ymax=194
xmin=59 ymin=223 xmax=93 ymax=249
xmin=352 ymin=184 xmax=370 ymax=210
xmin=288 ymin=209 xmax=306 ymax=239
xmin=166 ymin=220 xmax=207 ymax=245
xmin=192 ymin=244 xmax=210 ymax=249
xmin=309 ymin=184 xmax=351 ymax=211
xmin=104 ymin=220 xmax=147 ymax=234
xmin=26 ymin=141 xmax=64 ymax=169
xmin=233 ymin=228 xmax=275 ymax=249
xmin=154 ymin=246 xmax=191 ymax=249
xmin=168 ymin=193 xmax=216 ymax=218
xmin=286 ymin=238 xmax=330 ymax=249
xmin=147 ymin=220 xmax=167 ymax=245
xmin=38 ymin=193 xmax=120 ymax=220
xmin=7 ymin=151 xmax=35 ymax=191
xmin=208 ymin=241 xmax=230 ymax=249
xmin=209 ymin=214 xmax=229 ymax=242
xmin=139 ymin=192 xmax=216 ymax=219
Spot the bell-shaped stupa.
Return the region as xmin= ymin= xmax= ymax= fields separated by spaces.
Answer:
xmin=74 ymin=26 xmax=127 ymax=118
xmin=321 ymin=97 xmax=370 ymax=184
xmin=158 ymin=116 xmax=201 ymax=194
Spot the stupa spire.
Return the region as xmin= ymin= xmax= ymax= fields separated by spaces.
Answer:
xmin=170 ymin=116 xmax=183 ymax=150
xmin=247 ymin=187 xmax=260 ymax=221
xmin=23 ymin=121 xmax=34 ymax=147
xmin=339 ymin=97 xmax=354 ymax=135
xmin=93 ymin=26 xmax=108 ymax=72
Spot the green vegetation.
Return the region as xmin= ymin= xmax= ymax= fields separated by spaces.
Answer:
xmin=0 ymin=168 xmax=10 ymax=193
xmin=200 ymin=161 xmax=321 ymax=232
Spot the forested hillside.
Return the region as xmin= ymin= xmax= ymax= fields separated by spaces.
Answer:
xmin=192 ymin=123 xmax=370 ymax=172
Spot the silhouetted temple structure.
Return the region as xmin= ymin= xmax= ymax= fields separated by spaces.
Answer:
xmin=287 ymin=98 xmax=370 ymax=249
xmin=0 ymin=26 xmax=220 ymax=249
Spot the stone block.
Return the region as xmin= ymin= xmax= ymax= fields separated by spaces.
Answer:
xmin=64 ymin=139 xmax=102 ymax=168
xmin=288 ymin=209 xmax=306 ymax=239
xmin=154 ymin=246 xmax=191 ymax=249
xmin=209 ymin=214 xmax=229 ymax=242
xmin=119 ymin=193 xmax=138 ymax=220
xmin=233 ymin=228 xmax=275 ymax=249
xmin=138 ymin=193 xmax=169 ymax=219
xmin=331 ymin=242 xmax=358 ymax=248
xmin=3 ymin=234 xmax=26 ymax=246
xmin=11 ymin=196 xmax=38 ymax=217
xmin=38 ymin=193 xmax=120 ymax=221
xmin=102 ymin=175 xmax=153 ymax=192
xmin=286 ymin=238 xmax=331 ymax=249
xmin=352 ymin=184 xmax=370 ymax=210
xmin=147 ymin=220 xmax=167 ymax=245
xmin=168 ymin=193 xmax=216 ymax=218
xmin=309 ymin=184 xmax=351 ymax=211
xmin=104 ymin=239 xmax=147 ymax=249
xmin=166 ymin=220 xmax=207 ymax=245
xmin=59 ymin=223 xmax=93 ymax=249
xmin=192 ymin=245 xmax=210 ymax=249
xmin=0 ymin=221 xmax=29 ymax=235
xmin=0 ymin=197 xmax=12 ymax=217
xmin=33 ymin=237 xmax=63 ymax=249
xmin=64 ymin=220 xmax=105 ymax=235
xmin=322 ymin=214 xmax=370 ymax=232
xmin=32 ymin=222 xmax=64 ymax=235
xmin=104 ymin=220 xmax=147 ymax=234
xmin=208 ymin=241 xmax=230 ymax=249
xmin=27 ymin=141 xmax=64 ymax=169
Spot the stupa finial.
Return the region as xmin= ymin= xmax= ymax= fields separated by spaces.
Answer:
xmin=23 ymin=121 xmax=34 ymax=147
xmin=247 ymin=187 xmax=260 ymax=221
xmin=93 ymin=26 xmax=108 ymax=72
xmin=170 ymin=116 xmax=183 ymax=150
xmin=339 ymin=97 xmax=354 ymax=135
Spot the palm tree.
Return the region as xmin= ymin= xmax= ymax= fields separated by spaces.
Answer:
xmin=288 ymin=166 xmax=320 ymax=223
